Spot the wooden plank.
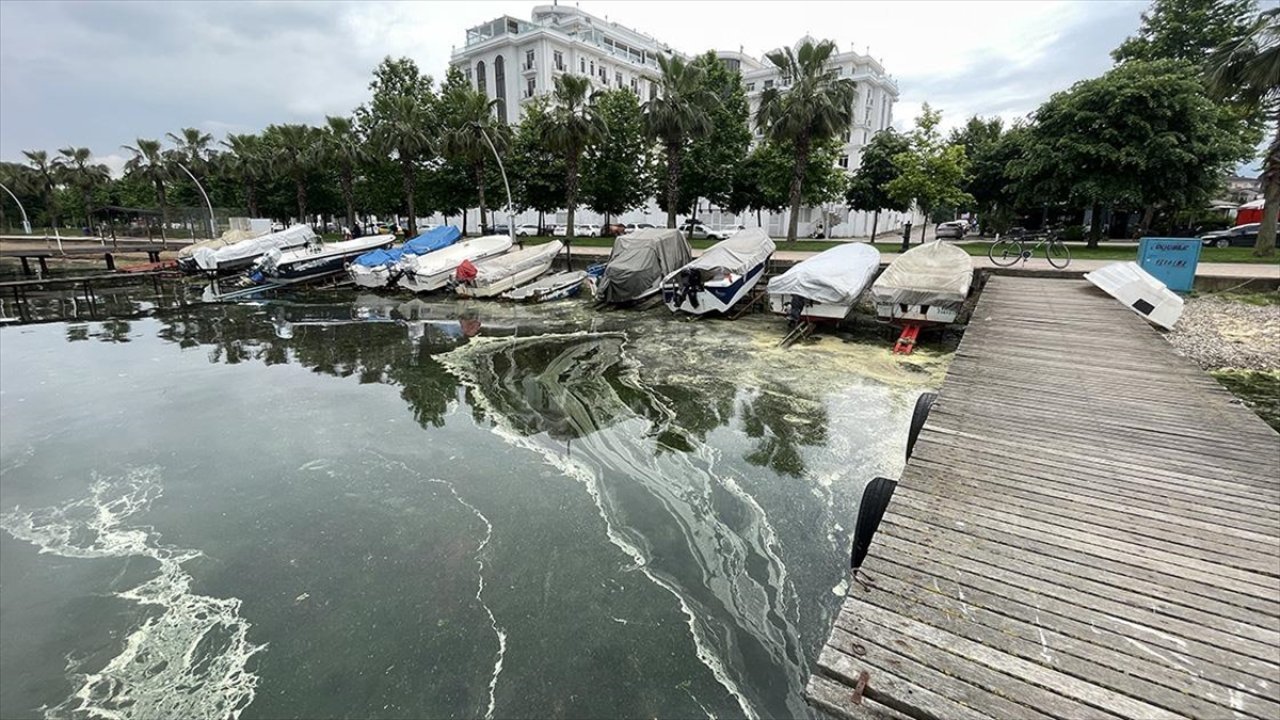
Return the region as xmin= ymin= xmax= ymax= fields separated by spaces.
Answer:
xmin=806 ymin=673 xmax=915 ymax=720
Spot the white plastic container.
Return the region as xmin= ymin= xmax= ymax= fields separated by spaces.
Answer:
xmin=1084 ymin=261 xmax=1184 ymax=330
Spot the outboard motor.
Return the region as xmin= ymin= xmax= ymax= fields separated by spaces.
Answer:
xmin=787 ymin=294 xmax=805 ymax=326
xmin=676 ymin=268 xmax=703 ymax=309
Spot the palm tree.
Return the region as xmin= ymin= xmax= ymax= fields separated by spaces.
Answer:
xmin=166 ymin=127 xmax=214 ymax=173
xmin=323 ymin=116 xmax=366 ymax=232
xmin=756 ymin=39 xmax=857 ymax=242
xmin=22 ymin=150 xmax=60 ymax=230
xmin=122 ymin=138 xmax=171 ymax=241
xmin=371 ymin=95 xmax=434 ymax=236
xmin=544 ymin=75 xmax=606 ymax=240
xmin=1206 ymin=8 xmax=1279 ymax=257
xmin=643 ymin=55 xmax=716 ymax=229
xmin=56 ymin=146 xmax=110 ymax=230
xmin=442 ymin=88 xmax=506 ymax=232
xmin=264 ymin=124 xmax=320 ymax=225
xmin=220 ymin=133 xmax=267 ymax=217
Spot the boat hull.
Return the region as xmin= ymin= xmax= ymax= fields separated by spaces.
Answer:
xmin=874 ymin=302 xmax=959 ymax=325
xmin=768 ymin=294 xmax=854 ymax=322
xmin=456 ymin=259 xmax=557 ymax=298
xmin=662 ymin=261 xmax=767 ymax=315
xmin=397 ymin=268 xmax=455 ymax=293
xmin=267 ymin=251 xmax=367 ymax=282
xmin=349 ymin=264 xmax=395 ymax=289
xmin=503 ymin=271 xmax=587 ymax=303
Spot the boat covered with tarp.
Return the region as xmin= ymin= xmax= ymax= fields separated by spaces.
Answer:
xmin=456 ymin=241 xmax=564 ymax=298
xmin=192 ymin=224 xmax=317 ymax=274
xmin=397 ymin=234 xmax=513 ymax=293
xmin=767 ymin=242 xmax=881 ymax=323
xmin=662 ymin=228 xmax=775 ymax=315
xmin=256 ymin=235 xmax=393 ymax=283
xmin=348 ymin=226 xmax=462 ymax=288
xmin=503 ymin=270 xmax=590 ymax=303
xmin=178 ymin=227 xmax=271 ymax=273
xmin=870 ymin=240 xmax=973 ymax=325
xmin=597 ymin=229 xmax=692 ymax=304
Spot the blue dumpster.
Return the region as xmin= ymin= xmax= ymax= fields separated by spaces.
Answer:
xmin=1138 ymin=237 xmax=1201 ymax=293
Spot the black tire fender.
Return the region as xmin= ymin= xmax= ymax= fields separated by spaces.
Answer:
xmin=906 ymin=391 xmax=938 ymax=461
xmin=851 ymin=476 xmax=898 ymax=570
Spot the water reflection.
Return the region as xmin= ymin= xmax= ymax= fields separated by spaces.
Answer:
xmin=740 ymin=385 xmax=830 ymax=477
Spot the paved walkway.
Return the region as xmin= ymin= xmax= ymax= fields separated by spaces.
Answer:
xmin=808 ymin=275 xmax=1280 ymax=719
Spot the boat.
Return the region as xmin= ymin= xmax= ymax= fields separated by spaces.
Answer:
xmin=1084 ymin=261 xmax=1183 ymax=330
xmin=767 ymin=243 xmax=882 ymax=323
xmin=347 ymin=226 xmax=462 ymax=288
xmin=255 ymin=235 xmax=393 ymax=283
xmin=503 ymin=270 xmax=589 ymax=303
xmin=869 ymin=240 xmax=973 ymax=325
xmin=597 ymin=228 xmax=692 ymax=304
xmin=191 ymin=224 xmax=317 ymax=274
xmin=456 ymin=241 xmax=564 ymax=299
xmin=661 ymin=228 xmax=775 ymax=315
xmin=396 ymin=234 xmax=513 ymax=293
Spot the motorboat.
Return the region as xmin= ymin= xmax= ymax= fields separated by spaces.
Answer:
xmin=767 ymin=243 xmax=882 ymax=323
xmin=191 ymin=224 xmax=317 ymax=274
xmin=396 ymin=234 xmax=513 ymax=293
xmin=177 ymin=226 xmax=271 ymax=274
xmin=503 ymin=270 xmax=589 ymax=303
xmin=456 ymin=241 xmax=564 ymax=299
xmin=347 ymin=226 xmax=461 ymax=288
xmin=597 ymin=228 xmax=692 ymax=304
xmin=255 ymin=235 xmax=393 ymax=283
xmin=661 ymin=228 xmax=775 ymax=315
xmin=870 ymin=240 xmax=973 ymax=325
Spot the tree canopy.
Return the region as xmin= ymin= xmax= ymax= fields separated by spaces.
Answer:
xmin=886 ymin=104 xmax=971 ymax=241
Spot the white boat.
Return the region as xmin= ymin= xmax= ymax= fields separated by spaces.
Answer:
xmin=597 ymin=229 xmax=693 ymax=304
xmin=1084 ymin=261 xmax=1183 ymax=329
xmin=456 ymin=241 xmax=564 ymax=299
xmin=257 ymin=235 xmax=392 ymax=283
xmin=870 ymin=240 xmax=973 ymax=325
xmin=396 ymin=235 xmax=513 ymax=293
xmin=661 ymin=228 xmax=775 ymax=315
xmin=348 ymin=226 xmax=462 ymax=289
xmin=192 ymin=224 xmax=317 ymax=274
xmin=767 ymin=243 xmax=882 ymax=323
xmin=503 ymin=270 xmax=589 ymax=303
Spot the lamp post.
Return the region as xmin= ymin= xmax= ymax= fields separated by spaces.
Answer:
xmin=176 ymin=162 xmax=217 ymax=239
xmin=0 ymin=182 xmax=32 ymax=234
xmin=475 ymin=123 xmax=517 ymax=249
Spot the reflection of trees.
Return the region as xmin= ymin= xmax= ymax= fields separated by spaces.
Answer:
xmin=738 ymin=384 xmax=829 ymax=477
xmin=66 ymin=324 xmax=89 ymax=342
xmin=649 ymin=381 xmax=736 ymax=452
xmin=93 ymin=319 xmax=132 ymax=343
xmin=149 ymin=303 xmax=462 ymax=429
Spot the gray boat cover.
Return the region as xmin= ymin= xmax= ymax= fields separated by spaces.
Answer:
xmin=682 ymin=228 xmax=776 ymax=277
xmin=767 ymin=242 xmax=881 ymax=305
xmin=193 ymin=224 xmax=316 ymax=270
xmin=870 ymin=240 xmax=973 ymax=308
xmin=598 ymin=229 xmax=692 ymax=302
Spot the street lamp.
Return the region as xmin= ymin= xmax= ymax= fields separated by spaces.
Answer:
xmin=176 ymin=162 xmax=217 ymax=239
xmin=0 ymin=182 xmax=32 ymax=234
xmin=474 ymin=123 xmax=516 ymax=248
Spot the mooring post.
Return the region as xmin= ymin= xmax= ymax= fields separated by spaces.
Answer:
xmin=37 ymin=256 xmax=49 ymax=275
xmin=104 ymin=253 xmax=116 ymax=271
xmin=20 ymin=256 xmax=31 ymax=277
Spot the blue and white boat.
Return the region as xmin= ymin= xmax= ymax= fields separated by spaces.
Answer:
xmin=348 ymin=225 xmax=462 ymax=288
xmin=661 ymin=228 xmax=775 ymax=315
xmin=257 ymin=234 xmax=392 ymax=283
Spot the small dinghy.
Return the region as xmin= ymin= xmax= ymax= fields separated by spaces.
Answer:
xmin=192 ymin=224 xmax=316 ymax=274
xmin=348 ymin=225 xmax=461 ymax=288
xmin=503 ymin=270 xmax=588 ymax=303
xmin=870 ymin=240 xmax=973 ymax=325
xmin=256 ymin=235 xmax=392 ymax=283
xmin=396 ymin=234 xmax=513 ymax=293
xmin=597 ymin=229 xmax=692 ymax=304
xmin=767 ymin=243 xmax=881 ymax=323
xmin=456 ymin=241 xmax=564 ymax=299
xmin=1084 ymin=261 xmax=1183 ymax=329
xmin=662 ymin=228 xmax=775 ymax=315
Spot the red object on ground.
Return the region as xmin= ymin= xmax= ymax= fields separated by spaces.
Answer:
xmin=893 ymin=323 xmax=922 ymax=355
xmin=455 ymin=259 xmax=477 ymax=282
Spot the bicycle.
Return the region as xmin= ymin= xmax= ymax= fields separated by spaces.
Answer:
xmin=988 ymin=229 xmax=1071 ymax=269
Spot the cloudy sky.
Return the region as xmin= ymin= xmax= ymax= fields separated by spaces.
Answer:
xmin=1 ymin=0 xmax=1157 ymax=176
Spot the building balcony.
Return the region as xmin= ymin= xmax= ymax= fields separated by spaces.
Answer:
xmin=522 ymin=63 xmax=537 ymax=74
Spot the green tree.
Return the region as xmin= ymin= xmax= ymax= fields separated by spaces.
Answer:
xmin=1206 ymin=7 xmax=1279 ymax=257
xmin=263 ymin=123 xmax=321 ymax=224
xmin=121 ymin=139 xmax=171 ymax=240
xmin=543 ymin=74 xmax=605 ymax=240
xmin=1114 ymin=0 xmax=1258 ymax=64
xmin=509 ymin=98 xmax=566 ymax=228
xmin=582 ymin=89 xmax=651 ymax=224
xmin=22 ymin=150 xmax=60 ymax=229
xmin=886 ymin=104 xmax=971 ymax=244
xmin=440 ymin=66 xmax=506 ymax=232
xmin=220 ymin=133 xmax=268 ymax=217
xmin=753 ymin=138 xmax=846 ymax=226
xmin=323 ymin=116 xmax=366 ymax=231
xmin=845 ymin=128 xmax=911 ymax=239
xmin=643 ymin=54 xmax=715 ymax=228
xmin=676 ymin=51 xmax=751 ymax=215
xmin=55 ymin=147 xmax=110 ymax=229
xmin=166 ymin=127 xmax=214 ymax=174
xmin=725 ymin=148 xmax=776 ymax=227
xmin=1012 ymin=60 xmax=1250 ymax=247
xmin=756 ymin=39 xmax=857 ymax=242
xmin=360 ymin=57 xmax=439 ymax=236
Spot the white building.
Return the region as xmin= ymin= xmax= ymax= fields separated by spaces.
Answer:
xmin=443 ymin=5 xmax=915 ymax=238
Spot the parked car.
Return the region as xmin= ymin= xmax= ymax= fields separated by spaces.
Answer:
xmin=514 ymin=224 xmax=541 ymax=237
xmin=552 ymin=224 xmax=593 ymax=237
xmin=601 ymin=223 xmax=627 ymax=237
xmin=935 ymin=220 xmax=967 ymax=240
xmin=488 ymin=223 xmax=511 ymax=236
xmin=1200 ymin=223 xmax=1259 ymax=248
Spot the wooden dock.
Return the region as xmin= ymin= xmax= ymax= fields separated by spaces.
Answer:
xmin=809 ymin=276 xmax=1280 ymax=720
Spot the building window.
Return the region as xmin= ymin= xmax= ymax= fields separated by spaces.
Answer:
xmin=554 ymin=50 xmax=564 ymax=71
xmin=465 ymin=66 xmax=472 ymax=83
xmin=841 ymin=129 xmax=851 ymax=142
xmin=764 ymin=79 xmax=774 ymax=89
xmin=746 ymin=82 xmax=755 ymax=92
xmin=616 ymin=71 xmax=623 ymax=87
xmin=494 ymin=56 xmax=507 ymax=122
xmin=526 ymin=77 xmax=535 ymax=98
xmin=649 ymin=82 xmax=657 ymax=100
xmin=590 ymin=60 xmax=595 ymax=75
xmin=581 ymin=57 xmax=586 ymax=72
xmin=476 ymin=60 xmax=487 ymax=96
xmin=525 ymin=49 xmax=534 ymax=70
xmin=631 ymin=77 xmax=639 ymax=94
xmin=838 ymin=155 xmax=849 ymax=169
